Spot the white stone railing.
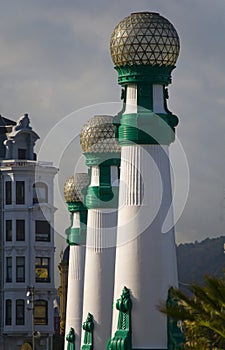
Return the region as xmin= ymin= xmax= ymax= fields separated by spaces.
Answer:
xmin=0 ymin=160 xmax=53 ymax=167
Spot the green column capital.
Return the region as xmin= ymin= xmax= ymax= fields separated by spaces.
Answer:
xmin=115 ymin=64 xmax=175 ymax=86
xmin=84 ymin=154 xmax=120 ymax=209
xmin=65 ymin=201 xmax=87 ymax=246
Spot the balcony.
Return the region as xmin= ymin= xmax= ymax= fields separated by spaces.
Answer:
xmin=0 ymin=160 xmax=53 ymax=168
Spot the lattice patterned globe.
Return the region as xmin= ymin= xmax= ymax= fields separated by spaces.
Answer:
xmin=110 ymin=12 xmax=180 ymax=67
xmin=64 ymin=173 xmax=89 ymax=203
xmin=80 ymin=115 xmax=121 ymax=153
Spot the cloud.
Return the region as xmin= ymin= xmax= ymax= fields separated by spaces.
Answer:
xmin=0 ymin=0 xmax=225 ymax=254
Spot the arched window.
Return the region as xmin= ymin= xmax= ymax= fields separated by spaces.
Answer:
xmin=34 ymin=300 xmax=48 ymax=325
xmin=33 ymin=182 xmax=48 ymax=204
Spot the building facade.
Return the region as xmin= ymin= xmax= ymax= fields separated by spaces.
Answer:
xmin=0 ymin=114 xmax=57 ymax=350
xmin=57 ymin=246 xmax=69 ymax=339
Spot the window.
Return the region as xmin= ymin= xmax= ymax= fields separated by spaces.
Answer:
xmin=6 ymin=220 xmax=12 ymax=241
xmin=34 ymin=300 xmax=48 ymax=325
xmin=16 ymin=220 xmax=25 ymax=241
xmin=33 ymin=182 xmax=48 ymax=204
xmin=5 ymin=181 xmax=12 ymax=205
xmin=35 ymin=257 xmax=50 ymax=283
xmin=16 ymin=181 xmax=25 ymax=204
xmin=16 ymin=299 xmax=25 ymax=325
xmin=18 ymin=148 xmax=26 ymax=160
xmin=6 ymin=257 xmax=12 ymax=282
xmin=5 ymin=299 xmax=12 ymax=325
xmin=16 ymin=257 xmax=25 ymax=282
xmin=35 ymin=220 xmax=50 ymax=242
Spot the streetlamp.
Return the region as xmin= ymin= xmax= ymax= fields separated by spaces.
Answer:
xmin=26 ymin=286 xmax=35 ymax=350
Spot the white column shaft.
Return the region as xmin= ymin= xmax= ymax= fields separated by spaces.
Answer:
xmin=153 ymin=84 xmax=166 ymax=113
xmin=82 ymin=208 xmax=117 ymax=349
xmin=90 ymin=166 xmax=100 ymax=186
xmin=124 ymin=84 xmax=137 ymax=114
xmin=111 ymin=166 xmax=119 ymax=186
xmin=65 ymin=245 xmax=86 ymax=350
xmin=112 ymin=145 xmax=178 ymax=349
xmin=72 ymin=211 xmax=80 ymax=228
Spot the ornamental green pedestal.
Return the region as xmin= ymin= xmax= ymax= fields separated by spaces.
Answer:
xmin=107 ymin=287 xmax=132 ymax=350
xmin=82 ymin=313 xmax=94 ymax=350
xmin=66 ymin=328 xmax=75 ymax=350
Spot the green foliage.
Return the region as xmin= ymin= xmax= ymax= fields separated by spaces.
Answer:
xmin=159 ymin=274 xmax=225 ymax=349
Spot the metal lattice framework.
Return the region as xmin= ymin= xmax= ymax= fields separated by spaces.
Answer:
xmin=80 ymin=115 xmax=121 ymax=153
xmin=64 ymin=173 xmax=89 ymax=203
xmin=110 ymin=12 xmax=180 ymax=67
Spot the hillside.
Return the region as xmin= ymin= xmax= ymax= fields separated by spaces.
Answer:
xmin=177 ymin=236 xmax=225 ymax=288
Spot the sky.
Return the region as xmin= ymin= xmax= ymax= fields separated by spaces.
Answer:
xmin=0 ymin=0 xmax=225 ymax=283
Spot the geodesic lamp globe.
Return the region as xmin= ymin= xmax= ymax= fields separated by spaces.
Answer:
xmin=80 ymin=115 xmax=121 ymax=153
xmin=110 ymin=12 xmax=180 ymax=67
xmin=64 ymin=173 xmax=89 ymax=203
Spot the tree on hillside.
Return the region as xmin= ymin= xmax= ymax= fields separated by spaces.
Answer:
xmin=159 ymin=275 xmax=225 ymax=349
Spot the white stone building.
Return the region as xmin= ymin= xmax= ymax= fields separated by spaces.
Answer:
xmin=0 ymin=114 xmax=57 ymax=350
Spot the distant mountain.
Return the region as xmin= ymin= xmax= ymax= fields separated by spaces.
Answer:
xmin=177 ymin=236 xmax=225 ymax=290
